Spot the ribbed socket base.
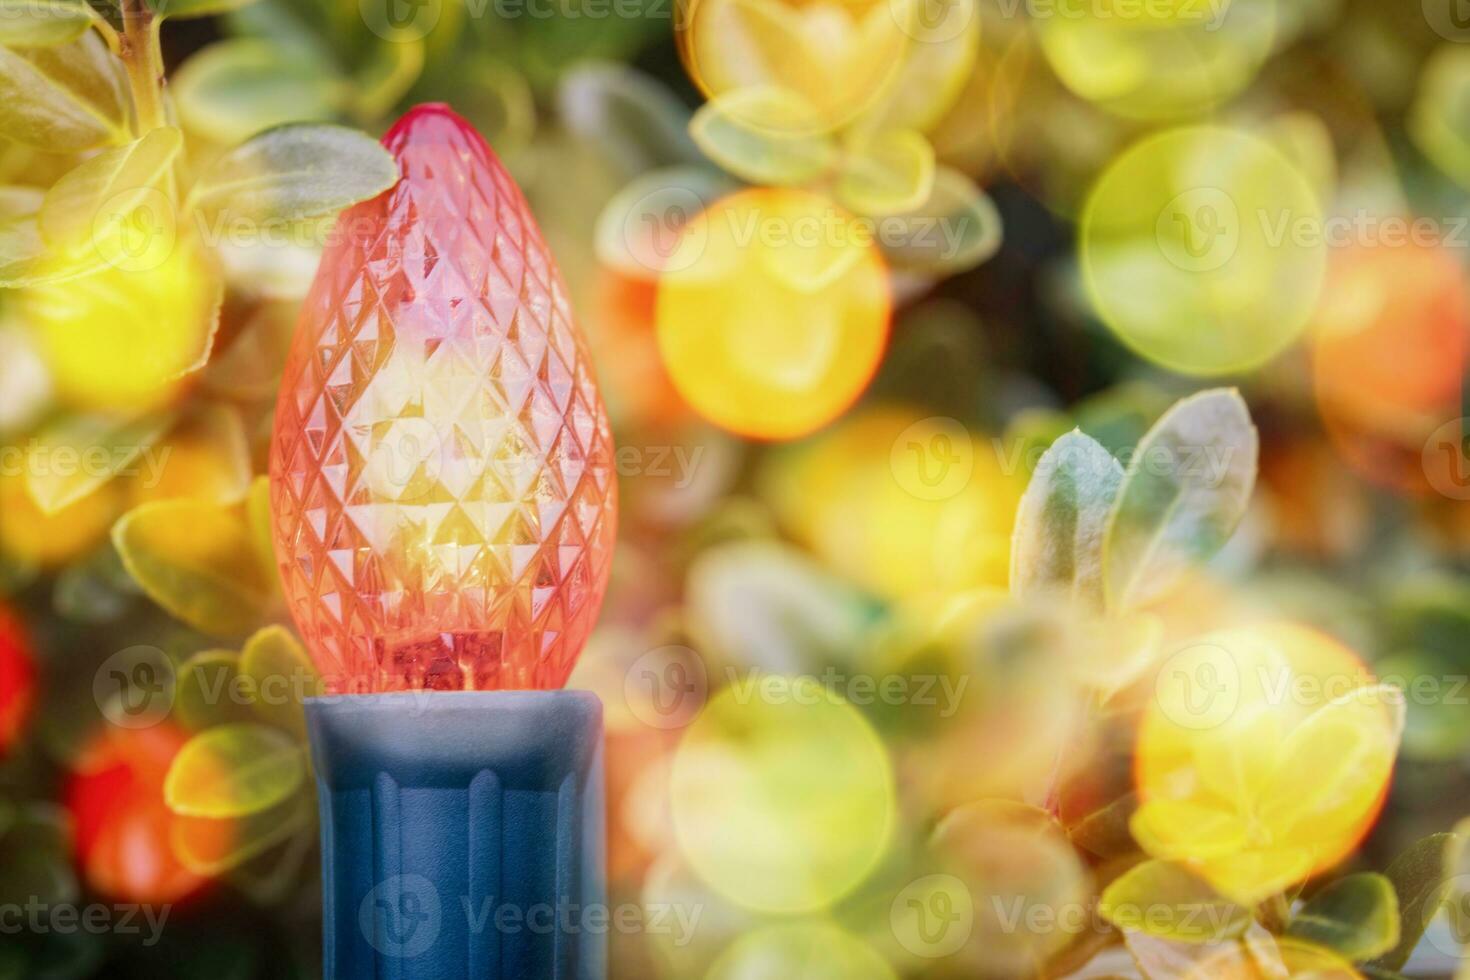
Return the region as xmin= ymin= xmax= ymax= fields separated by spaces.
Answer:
xmin=306 ymin=690 xmax=606 ymax=980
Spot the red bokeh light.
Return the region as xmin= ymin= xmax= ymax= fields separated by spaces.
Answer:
xmin=66 ymin=725 xmax=212 ymax=905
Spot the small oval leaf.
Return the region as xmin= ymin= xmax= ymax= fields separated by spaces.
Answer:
xmin=189 ymin=122 xmax=399 ymax=227
xmin=1370 ymin=833 xmax=1459 ymax=972
xmin=0 ymin=31 xmax=127 ymax=152
xmin=0 ymin=0 xmax=98 ymax=47
xmin=23 ymin=410 xmax=175 ymax=515
xmin=836 ymin=128 xmax=935 ymax=217
xmin=171 ymin=792 xmax=312 ymax=876
xmin=1103 ymin=389 xmax=1259 ymax=613
xmin=164 ymin=722 xmax=305 ymax=818
xmin=173 ymin=40 xmax=341 ymax=145
xmin=1010 ymin=429 xmax=1123 ymax=614
xmin=558 ymin=62 xmax=700 ymax=172
xmin=40 ymin=126 xmax=182 ymax=261
xmin=112 ymin=499 xmax=272 ymax=636
xmin=594 ymin=166 xmax=731 ymax=280
xmin=175 ymin=649 xmax=255 ymax=730
xmin=1287 ymin=872 xmax=1400 ymax=962
xmin=689 ymin=86 xmax=838 ymax=186
xmin=239 ymin=625 xmax=318 ymax=736
xmin=1099 ymin=860 xmax=1252 ymax=944
xmin=879 ymin=166 xmax=1002 ymax=274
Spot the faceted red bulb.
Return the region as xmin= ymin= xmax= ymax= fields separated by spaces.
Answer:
xmin=270 ymin=104 xmax=618 ymax=693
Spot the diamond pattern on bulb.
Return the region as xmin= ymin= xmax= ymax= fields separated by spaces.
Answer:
xmin=269 ymin=104 xmax=617 ymax=693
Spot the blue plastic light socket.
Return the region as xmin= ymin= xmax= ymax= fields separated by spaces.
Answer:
xmin=306 ymin=690 xmax=607 ymax=980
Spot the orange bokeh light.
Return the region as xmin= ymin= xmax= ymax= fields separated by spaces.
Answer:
xmin=1313 ymin=238 xmax=1470 ymax=494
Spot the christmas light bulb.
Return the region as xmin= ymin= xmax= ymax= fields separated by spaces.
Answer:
xmin=270 ymin=103 xmax=617 ymax=694
xmin=271 ymin=105 xmax=613 ymax=980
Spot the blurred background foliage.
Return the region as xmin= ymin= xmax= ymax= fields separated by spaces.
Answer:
xmin=1 ymin=0 xmax=1470 ymax=977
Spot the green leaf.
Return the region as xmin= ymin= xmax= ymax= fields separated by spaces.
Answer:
xmin=1288 ymin=873 xmax=1400 ymax=962
xmin=0 ymin=216 xmax=77 ymax=287
xmin=164 ymin=722 xmax=305 ymax=818
xmin=1385 ymin=577 xmax=1470 ymax=662
xmin=878 ymin=166 xmax=1002 ymax=274
xmin=1377 ymin=648 xmax=1470 ymax=761
xmin=189 ymin=123 xmax=398 ymax=227
xmin=449 ymin=58 xmax=535 ymax=159
xmin=350 ymin=36 xmax=424 ymax=122
xmin=112 ymin=499 xmax=272 ymax=636
xmin=151 ymin=0 xmax=260 ymax=20
xmin=239 ymin=625 xmax=318 ymax=736
xmin=1442 ymin=822 xmax=1470 ymax=945
xmin=0 ymin=804 xmax=77 ymax=907
xmin=245 ymin=474 xmax=276 ymax=588
xmin=0 ymin=31 xmax=127 ymax=152
xmin=1069 ymin=792 xmax=1138 ymax=859
xmin=689 ymin=86 xmax=837 ymax=186
xmin=1100 ymin=860 xmax=1252 ymax=943
xmin=1010 ymin=429 xmax=1123 ymax=614
xmin=0 ymin=0 xmax=98 ymax=47
xmin=39 ymin=126 xmax=182 ymax=262
xmin=23 ymin=410 xmax=175 ymax=515
xmin=0 ymin=185 xmax=104 ymax=286
xmin=1371 ymin=833 xmax=1460 ymax=971
xmin=686 ymin=541 xmax=879 ymax=675
xmin=171 ymin=791 xmax=312 ymax=875
xmin=52 ymin=541 xmax=136 ymax=622
xmin=176 ymin=649 xmax=256 ymax=730
xmin=558 ymin=63 xmax=701 ymax=172
xmin=1103 ymin=389 xmax=1258 ymax=613
xmin=835 ymin=128 xmax=935 ymax=217
xmin=173 ymin=40 xmax=341 ymax=145
xmin=594 ymin=166 xmax=732 ymax=281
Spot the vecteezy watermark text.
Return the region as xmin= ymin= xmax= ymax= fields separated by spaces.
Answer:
xmin=358 ymin=876 xmax=703 ymax=959
xmin=0 ymin=900 xmax=171 ymax=947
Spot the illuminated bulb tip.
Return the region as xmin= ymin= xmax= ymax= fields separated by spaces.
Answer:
xmin=268 ymin=104 xmax=618 ymax=695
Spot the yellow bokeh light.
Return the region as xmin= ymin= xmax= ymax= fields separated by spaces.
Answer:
xmin=0 ymin=466 xmax=121 ymax=568
xmin=1081 ymin=125 xmax=1326 ymax=375
xmin=656 ymin=188 xmax=891 ymax=440
xmin=670 ymin=676 xmax=894 ymax=914
xmin=1036 ymin=0 xmax=1278 ymax=121
xmin=706 ymin=922 xmax=895 ymax=980
xmin=760 ymin=407 xmax=1021 ymax=598
xmin=676 ymin=0 xmax=916 ymax=135
xmin=22 ymin=237 xmax=220 ymax=413
xmin=1135 ymin=622 xmax=1400 ymax=905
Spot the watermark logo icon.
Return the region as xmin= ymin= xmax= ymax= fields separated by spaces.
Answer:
xmin=360 ymin=874 xmax=441 ymax=959
xmin=1419 ymin=872 xmax=1470 ymax=958
xmin=360 ymin=0 xmax=442 ymax=41
xmin=892 ymin=0 xmax=973 ymax=43
xmin=891 ymin=417 xmax=973 ymax=501
xmin=1156 ymin=187 xmax=1240 ymax=273
xmin=1154 ymin=642 xmax=1241 ymax=731
xmin=1423 ymin=417 xmax=1470 ymax=500
xmin=94 ymin=646 xmax=175 ymax=730
xmin=891 ymin=874 xmax=973 ymax=958
xmin=93 ymin=187 xmax=176 ymax=273
xmin=625 ymin=645 xmax=708 ymax=730
xmin=620 ymin=184 xmax=707 ymax=275
xmin=1426 ymin=0 xmax=1470 ymax=41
